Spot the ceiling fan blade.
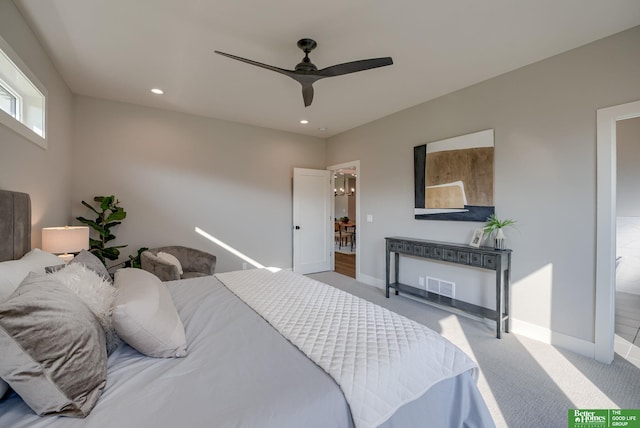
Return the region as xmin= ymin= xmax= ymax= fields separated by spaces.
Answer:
xmin=317 ymin=57 xmax=393 ymax=78
xmin=216 ymin=40 xmax=393 ymax=108
xmin=301 ymin=84 xmax=314 ymax=107
xmin=215 ymin=51 xmax=295 ymax=78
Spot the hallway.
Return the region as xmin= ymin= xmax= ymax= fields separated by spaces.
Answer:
xmin=615 ymin=217 xmax=640 ymax=366
xmin=333 ymin=219 xmax=356 ymax=279
xmin=615 ymin=291 xmax=640 ymax=366
xmin=334 ymin=247 xmax=355 ymax=278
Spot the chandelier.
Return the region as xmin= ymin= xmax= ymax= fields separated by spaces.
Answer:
xmin=334 ymin=172 xmax=355 ymax=197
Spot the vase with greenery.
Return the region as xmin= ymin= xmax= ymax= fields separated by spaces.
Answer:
xmin=340 ymin=216 xmax=350 ymax=223
xmin=76 ymin=195 xmax=127 ymax=266
xmin=483 ymin=214 xmax=516 ymax=249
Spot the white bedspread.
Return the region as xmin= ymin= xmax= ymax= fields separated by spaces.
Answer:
xmin=216 ymin=269 xmax=479 ymax=428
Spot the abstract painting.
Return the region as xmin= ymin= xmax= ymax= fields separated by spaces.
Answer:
xmin=414 ymin=129 xmax=494 ymax=221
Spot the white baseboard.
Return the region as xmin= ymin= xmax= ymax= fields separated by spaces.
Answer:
xmin=510 ymin=318 xmax=595 ymax=359
xmin=357 ymin=272 xmax=386 ymax=289
xmin=354 ymin=272 xmax=597 ymax=360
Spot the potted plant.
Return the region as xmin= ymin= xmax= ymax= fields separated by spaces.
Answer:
xmin=76 ymin=195 xmax=127 ymax=266
xmin=340 ymin=216 xmax=350 ymax=224
xmin=483 ymin=214 xmax=516 ymax=249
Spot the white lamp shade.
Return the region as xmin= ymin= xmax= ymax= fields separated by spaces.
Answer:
xmin=42 ymin=226 xmax=90 ymax=254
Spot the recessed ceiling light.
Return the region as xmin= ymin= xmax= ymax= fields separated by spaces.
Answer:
xmin=318 ymin=127 xmax=327 ymax=132
xmin=151 ymin=88 xmax=164 ymax=95
xmin=300 ymin=119 xmax=309 ymax=124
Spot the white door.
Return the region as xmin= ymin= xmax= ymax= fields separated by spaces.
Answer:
xmin=293 ymin=168 xmax=332 ymax=274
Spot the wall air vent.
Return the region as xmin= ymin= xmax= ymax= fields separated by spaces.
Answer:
xmin=426 ymin=277 xmax=455 ymax=299
xmin=439 ymin=280 xmax=455 ymax=299
xmin=427 ymin=277 xmax=440 ymax=293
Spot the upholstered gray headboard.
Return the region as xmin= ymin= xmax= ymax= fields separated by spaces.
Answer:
xmin=0 ymin=190 xmax=31 ymax=262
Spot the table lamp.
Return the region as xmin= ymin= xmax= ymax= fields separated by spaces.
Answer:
xmin=42 ymin=226 xmax=90 ymax=262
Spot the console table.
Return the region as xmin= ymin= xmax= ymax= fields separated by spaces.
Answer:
xmin=385 ymin=237 xmax=512 ymax=338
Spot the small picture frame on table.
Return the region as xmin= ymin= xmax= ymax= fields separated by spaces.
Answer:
xmin=469 ymin=229 xmax=484 ymax=247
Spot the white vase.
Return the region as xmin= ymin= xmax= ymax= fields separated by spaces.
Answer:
xmin=494 ymin=228 xmax=506 ymax=249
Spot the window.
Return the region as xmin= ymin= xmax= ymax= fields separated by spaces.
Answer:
xmin=0 ymin=81 xmax=18 ymax=118
xmin=0 ymin=35 xmax=47 ymax=148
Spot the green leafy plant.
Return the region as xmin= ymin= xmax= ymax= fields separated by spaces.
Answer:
xmin=483 ymin=213 xmax=517 ymax=234
xmin=76 ymin=195 xmax=127 ymax=266
xmin=340 ymin=216 xmax=350 ymax=223
xmin=125 ymin=247 xmax=149 ymax=269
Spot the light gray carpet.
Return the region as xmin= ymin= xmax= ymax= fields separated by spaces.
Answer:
xmin=309 ymin=271 xmax=640 ymax=428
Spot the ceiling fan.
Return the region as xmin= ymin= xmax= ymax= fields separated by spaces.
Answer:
xmin=215 ymin=38 xmax=393 ymax=107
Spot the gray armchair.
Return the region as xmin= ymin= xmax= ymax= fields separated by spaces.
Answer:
xmin=141 ymin=246 xmax=216 ymax=282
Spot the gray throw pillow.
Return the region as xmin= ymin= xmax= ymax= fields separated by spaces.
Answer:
xmin=70 ymin=249 xmax=111 ymax=283
xmin=0 ymin=273 xmax=108 ymax=417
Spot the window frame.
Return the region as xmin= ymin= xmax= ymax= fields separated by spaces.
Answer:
xmin=0 ymin=77 xmax=21 ymax=120
xmin=0 ymin=34 xmax=47 ymax=149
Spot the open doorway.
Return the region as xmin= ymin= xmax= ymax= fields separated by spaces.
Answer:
xmin=328 ymin=161 xmax=360 ymax=279
xmin=595 ymin=99 xmax=640 ymax=364
xmin=614 ymin=117 xmax=640 ymax=364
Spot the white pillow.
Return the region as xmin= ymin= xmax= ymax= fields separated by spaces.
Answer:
xmin=157 ymin=252 xmax=183 ymax=275
xmin=20 ymin=248 xmax=63 ymax=273
xmin=0 ymin=249 xmax=61 ymax=303
xmin=0 ymin=260 xmax=31 ymax=303
xmin=112 ymin=268 xmax=187 ymax=358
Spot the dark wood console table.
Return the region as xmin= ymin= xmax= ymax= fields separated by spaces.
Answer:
xmin=385 ymin=237 xmax=512 ymax=338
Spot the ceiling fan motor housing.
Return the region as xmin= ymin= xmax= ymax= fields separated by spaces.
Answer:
xmin=297 ymin=38 xmax=317 ymax=53
xmin=296 ymin=38 xmax=318 ymax=72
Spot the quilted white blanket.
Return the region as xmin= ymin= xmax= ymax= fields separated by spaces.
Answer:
xmin=216 ymin=269 xmax=478 ymax=428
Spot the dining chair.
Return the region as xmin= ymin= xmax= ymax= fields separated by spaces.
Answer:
xmin=344 ymin=224 xmax=356 ymax=250
xmin=339 ymin=223 xmax=354 ymax=250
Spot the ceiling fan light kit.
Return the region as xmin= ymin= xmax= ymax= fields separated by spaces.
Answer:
xmin=215 ymin=38 xmax=393 ymax=107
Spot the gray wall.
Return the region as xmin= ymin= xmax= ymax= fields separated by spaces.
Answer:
xmin=3 ymin=0 xmax=639 ymax=351
xmin=71 ymin=96 xmax=326 ymax=272
xmin=326 ymin=26 xmax=640 ymax=345
xmin=0 ymin=0 xmax=74 ymax=247
xmin=617 ymin=117 xmax=640 ymax=216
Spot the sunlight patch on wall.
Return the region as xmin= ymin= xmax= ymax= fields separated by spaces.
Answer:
xmin=195 ymin=226 xmax=265 ymax=269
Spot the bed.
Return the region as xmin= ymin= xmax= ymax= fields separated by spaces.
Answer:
xmin=0 ymin=190 xmax=495 ymax=427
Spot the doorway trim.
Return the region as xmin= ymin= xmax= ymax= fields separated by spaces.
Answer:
xmin=328 ymin=160 xmax=360 ymax=281
xmin=595 ymin=99 xmax=640 ymax=364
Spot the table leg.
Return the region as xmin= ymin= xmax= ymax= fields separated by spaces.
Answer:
xmin=504 ymin=253 xmax=511 ymax=333
xmin=385 ymin=245 xmax=390 ymax=298
xmin=496 ymin=257 xmax=504 ymax=339
xmin=394 ymin=252 xmax=399 ymax=295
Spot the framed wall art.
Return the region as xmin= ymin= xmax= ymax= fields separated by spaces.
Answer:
xmin=414 ymin=129 xmax=495 ymax=221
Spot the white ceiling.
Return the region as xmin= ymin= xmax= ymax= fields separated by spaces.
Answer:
xmin=15 ymin=0 xmax=640 ymax=138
